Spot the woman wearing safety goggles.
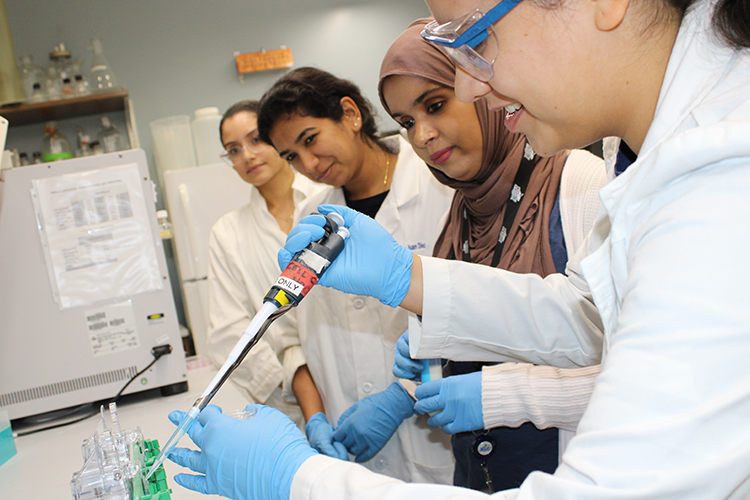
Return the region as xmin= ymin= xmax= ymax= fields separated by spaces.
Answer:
xmin=165 ymin=0 xmax=750 ymax=497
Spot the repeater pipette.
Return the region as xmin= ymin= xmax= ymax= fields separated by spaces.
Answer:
xmin=145 ymin=213 xmax=349 ymax=479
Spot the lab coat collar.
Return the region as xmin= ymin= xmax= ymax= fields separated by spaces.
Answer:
xmin=599 ymin=0 xmax=750 ymax=218
xmin=375 ymin=135 xmax=422 ymax=230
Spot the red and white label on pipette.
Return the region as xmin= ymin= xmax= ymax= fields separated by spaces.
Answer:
xmin=276 ymin=261 xmax=318 ymax=300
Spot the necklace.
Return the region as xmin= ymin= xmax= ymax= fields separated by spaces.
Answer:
xmin=383 ymin=151 xmax=391 ymax=187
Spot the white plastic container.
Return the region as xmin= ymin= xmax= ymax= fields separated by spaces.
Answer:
xmin=191 ymin=107 xmax=223 ymax=166
xmin=149 ymin=115 xmax=196 ymax=185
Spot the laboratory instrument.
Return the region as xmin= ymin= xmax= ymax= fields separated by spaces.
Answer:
xmin=145 ymin=213 xmax=350 ymax=479
xmin=0 ymin=150 xmax=188 ymax=420
xmin=71 ymin=402 xmax=172 ymax=500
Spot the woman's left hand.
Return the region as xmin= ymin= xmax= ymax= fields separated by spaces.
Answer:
xmin=414 ymin=372 xmax=484 ymax=434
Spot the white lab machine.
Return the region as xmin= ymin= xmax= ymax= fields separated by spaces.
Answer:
xmin=162 ymin=164 xmax=253 ymax=355
xmin=0 ymin=149 xmax=188 ymax=420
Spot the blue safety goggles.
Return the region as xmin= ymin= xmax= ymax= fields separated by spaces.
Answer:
xmin=421 ymin=0 xmax=522 ymax=81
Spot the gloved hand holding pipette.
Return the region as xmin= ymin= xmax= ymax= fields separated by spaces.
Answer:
xmin=147 ymin=212 xmax=349 ymax=481
xmin=278 ymin=205 xmax=414 ymax=307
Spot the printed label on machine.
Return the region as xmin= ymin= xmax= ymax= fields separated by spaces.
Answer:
xmin=278 ymin=261 xmax=318 ymax=299
xmin=85 ymin=301 xmax=140 ymax=356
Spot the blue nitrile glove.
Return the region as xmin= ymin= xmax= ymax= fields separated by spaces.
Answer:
xmin=278 ymin=205 xmax=413 ymax=307
xmin=414 ymin=371 xmax=484 ymax=434
xmin=332 ymin=382 xmax=415 ymax=462
xmin=392 ymin=330 xmax=423 ymax=380
xmin=305 ymin=412 xmax=349 ymax=460
xmin=168 ymin=404 xmax=316 ymax=500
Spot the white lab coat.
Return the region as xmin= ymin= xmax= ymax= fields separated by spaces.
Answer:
xmin=289 ymin=2 xmax=750 ymax=498
xmin=295 ymin=135 xmax=455 ymax=483
xmin=206 ymin=171 xmax=322 ymax=425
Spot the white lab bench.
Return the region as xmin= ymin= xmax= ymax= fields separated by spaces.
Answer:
xmin=0 ymin=360 xmax=251 ymax=499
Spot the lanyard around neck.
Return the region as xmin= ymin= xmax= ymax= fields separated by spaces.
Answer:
xmin=461 ymin=139 xmax=537 ymax=267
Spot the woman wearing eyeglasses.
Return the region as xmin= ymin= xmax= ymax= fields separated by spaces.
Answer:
xmin=168 ymin=0 xmax=750 ymax=496
xmin=205 ymin=99 xmax=323 ymax=431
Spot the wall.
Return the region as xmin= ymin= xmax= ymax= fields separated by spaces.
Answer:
xmin=5 ymin=0 xmax=430 ymax=181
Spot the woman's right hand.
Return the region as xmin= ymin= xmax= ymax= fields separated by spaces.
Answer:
xmin=393 ymin=330 xmax=423 ymax=379
xmin=278 ymin=204 xmax=414 ymax=307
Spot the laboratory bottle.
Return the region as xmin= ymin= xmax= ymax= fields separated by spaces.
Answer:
xmin=49 ymin=43 xmax=72 ymax=81
xmin=18 ymin=152 xmax=29 ymax=166
xmin=192 ymin=107 xmax=223 ymax=166
xmin=18 ymin=55 xmax=43 ymax=101
xmin=43 ymin=66 xmax=62 ymax=100
xmin=74 ymin=74 xmax=90 ymax=96
xmin=32 ymin=152 xmax=43 ymax=164
xmin=97 ymin=116 xmax=124 ymax=153
xmin=42 ymin=121 xmax=73 ymax=162
xmin=90 ymin=140 xmax=104 ymax=155
xmin=61 ymin=77 xmax=75 ymax=98
xmin=76 ymin=128 xmax=93 ymax=157
xmin=90 ymin=38 xmax=118 ymax=92
xmin=157 ymin=210 xmax=173 ymax=239
xmin=28 ymin=82 xmax=45 ymax=103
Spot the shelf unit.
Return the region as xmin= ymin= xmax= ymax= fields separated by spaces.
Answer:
xmin=0 ymin=89 xmax=139 ymax=150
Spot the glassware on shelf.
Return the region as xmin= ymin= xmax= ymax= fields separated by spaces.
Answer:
xmin=28 ymin=82 xmax=45 ymax=103
xmin=18 ymin=55 xmax=44 ymax=101
xmin=43 ymin=66 xmax=62 ymax=101
xmin=76 ymin=127 xmax=93 ymax=157
xmin=61 ymin=77 xmax=75 ymax=98
xmin=49 ymin=42 xmax=72 ymax=84
xmin=90 ymin=140 xmax=104 ymax=155
xmin=74 ymin=74 xmax=91 ymax=96
xmin=90 ymin=38 xmax=119 ymax=92
xmin=97 ymin=116 xmax=124 ymax=153
xmin=42 ymin=121 xmax=73 ymax=162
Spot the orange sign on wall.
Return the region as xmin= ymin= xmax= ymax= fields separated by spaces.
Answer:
xmin=235 ymin=48 xmax=294 ymax=74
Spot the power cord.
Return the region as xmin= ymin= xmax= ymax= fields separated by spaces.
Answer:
xmin=15 ymin=344 xmax=173 ymax=437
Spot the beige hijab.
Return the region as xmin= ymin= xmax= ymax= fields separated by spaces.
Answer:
xmin=378 ymin=19 xmax=568 ymax=276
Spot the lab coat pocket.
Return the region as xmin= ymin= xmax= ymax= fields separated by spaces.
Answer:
xmin=399 ymin=413 xmax=455 ymax=484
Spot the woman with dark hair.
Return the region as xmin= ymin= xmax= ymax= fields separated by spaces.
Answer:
xmin=205 ymin=99 xmax=323 ymax=431
xmin=167 ymin=0 xmax=750 ymax=496
xmin=329 ymin=18 xmax=604 ymax=493
xmin=255 ymin=67 xmax=456 ymax=484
